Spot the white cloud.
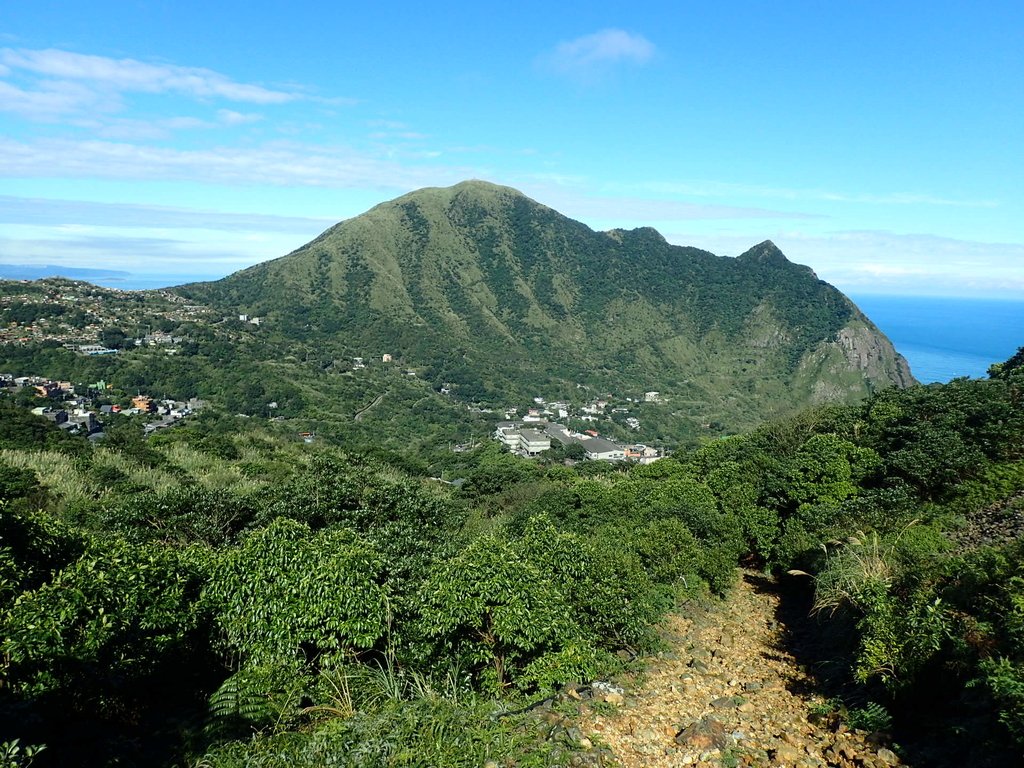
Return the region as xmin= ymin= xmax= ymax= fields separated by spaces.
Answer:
xmin=514 ymin=184 xmax=819 ymax=223
xmin=634 ymin=180 xmax=998 ymax=209
xmin=217 ymin=109 xmax=263 ymax=126
xmin=0 ymin=232 xmax=270 ymax=275
xmin=0 ymin=78 xmax=116 ymax=119
xmin=665 ymin=228 xmax=1024 ymax=297
xmin=0 ymin=196 xmax=335 ymax=233
xmin=539 ymin=29 xmax=655 ymax=81
xmin=0 ymin=136 xmax=475 ymax=190
xmin=78 ymin=115 xmax=214 ymax=140
xmin=0 ymin=47 xmax=298 ymax=104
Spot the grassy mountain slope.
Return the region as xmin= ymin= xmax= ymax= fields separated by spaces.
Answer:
xmin=178 ymin=180 xmax=913 ymax=433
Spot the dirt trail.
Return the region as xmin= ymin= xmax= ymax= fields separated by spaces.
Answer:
xmin=581 ymin=573 xmax=905 ymax=768
xmin=354 ymin=393 xmax=384 ymax=421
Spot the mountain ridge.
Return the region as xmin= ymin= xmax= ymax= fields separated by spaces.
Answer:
xmin=178 ymin=180 xmax=914 ymax=437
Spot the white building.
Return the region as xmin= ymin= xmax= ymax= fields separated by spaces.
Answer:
xmin=583 ymin=437 xmax=625 ymax=462
xmin=518 ymin=429 xmax=551 ymax=455
xmin=494 ymin=422 xmax=522 ymax=449
xmin=625 ymin=444 xmax=662 ymax=465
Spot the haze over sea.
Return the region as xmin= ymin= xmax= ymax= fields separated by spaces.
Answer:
xmin=850 ymin=294 xmax=1024 ymax=384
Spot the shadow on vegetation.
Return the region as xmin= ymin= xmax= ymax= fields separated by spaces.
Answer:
xmin=743 ymin=571 xmax=1020 ymax=768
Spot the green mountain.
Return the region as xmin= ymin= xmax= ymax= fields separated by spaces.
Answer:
xmin=179 ymin=180 xmax=913 ymax=435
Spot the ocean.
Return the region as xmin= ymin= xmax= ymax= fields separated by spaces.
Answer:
xmin=849 ymin=294 xmax=1024 ymax=384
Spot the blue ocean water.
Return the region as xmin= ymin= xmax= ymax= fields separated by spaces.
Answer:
xmin=849 ymin=295 xmax=1024 ymax=384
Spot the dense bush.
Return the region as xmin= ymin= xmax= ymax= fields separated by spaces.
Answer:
xmin=203 ymin=519 xmax=389 ymax=670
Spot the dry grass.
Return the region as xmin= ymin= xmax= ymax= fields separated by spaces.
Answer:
xmin=812 ymin=522 xmax=919 ymax=615
xmin=0 ymin=449 xmax=94 ymax=505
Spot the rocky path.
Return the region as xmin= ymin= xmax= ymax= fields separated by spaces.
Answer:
xmin=580 ymin=573 xmax=905 ymax=768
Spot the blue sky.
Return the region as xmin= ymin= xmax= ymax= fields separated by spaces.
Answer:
xmin=1 ymin=1 xmax=1022 ymax=296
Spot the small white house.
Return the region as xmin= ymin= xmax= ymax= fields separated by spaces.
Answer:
xmin=584 ymin=437 xmax=625 ymax=462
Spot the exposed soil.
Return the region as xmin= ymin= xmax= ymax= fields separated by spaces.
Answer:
xmin=580 ymin=573 xmax=906 ymax=768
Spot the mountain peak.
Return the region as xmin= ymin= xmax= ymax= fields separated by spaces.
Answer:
xmin=737 ymin=240 xmax=790 ymax=266
xmin=391 ymin=179 xmax=528 ymax=206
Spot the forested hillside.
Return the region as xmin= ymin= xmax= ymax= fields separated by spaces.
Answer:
xmin=1 ymin=348 xmax=1021 ymax=766
xmin=178 ymin=181 xmax=914 ymax=436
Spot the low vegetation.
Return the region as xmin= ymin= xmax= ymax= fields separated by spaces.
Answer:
xmin=1 ymin=348 xmax=1022 ymax=766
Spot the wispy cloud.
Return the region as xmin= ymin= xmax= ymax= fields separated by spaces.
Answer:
xmin=515 ymin=184 xmax=820 ymax=223
xmin=82 ymin=110 xmax=265 ymax=139
xmin=0 ymin=47 xmax=351 ymax=131
xmin=0 ymin=231 xmax=266 ymax=275
xmin=0 ymin=196 xmax=335 ymax=233
xmin=538 ymin=29 xmax=655 ymax=82
xmin=0 ymin=136 xmax=475 ymax=190
xmin=0 ymin=78 xmax=114 ymax=120
xmin=636 ymin=179 xmax=999 ymax=209
xmin=0 ymin=47 xmax=298 ymax=104
xmin=217 ymin=109 xmax=263 ymax=126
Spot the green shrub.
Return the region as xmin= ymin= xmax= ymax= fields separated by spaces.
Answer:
xmin=205 ymin=660 xmax=310 ymax=740
xmin=1 ymin=541 xmax=210 ymax=711
xmin=0 ymin=507 xmax=85 ymax=603
xmin=980 ymin=657 xmax=1024 ymax=747
xmin=197 ymin=696 xmax=563 ymax=768
xmin=203 ymin=519 xmax=389 ymax=670
xmin=847 ymin=700 xmax=893 ymax=732
xmin=415 ymin=533 xmax=582 ymax=693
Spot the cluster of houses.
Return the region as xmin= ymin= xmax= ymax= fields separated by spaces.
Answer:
xmin=494 ymin=420 xmax=662 ymax=464
xmin=0 ymin=373 xmax=203 ymax=440
xmin=348 ymin=354 xmax=422 ymax=380
xmin=490 ymin=391 xmax=668 ymax=463
xmin=0 ymin=279 xmax=212 ymax=349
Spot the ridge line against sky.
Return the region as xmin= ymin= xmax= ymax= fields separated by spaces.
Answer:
xmin=0 ymin=2 xmax=1021 ymax=297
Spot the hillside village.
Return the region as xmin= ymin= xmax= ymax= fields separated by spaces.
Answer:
xmin=4 ymin=277 xmax=686 ymax=453
xmin=2 ymin=275 xmax=675 ymax=456
xmin=0 ymin=372 xmax=204 ymax=440
xmin=0 ymin=279 xmax=216 ymax=350
xmin=493 ymin=393 xmax=666 ymax=463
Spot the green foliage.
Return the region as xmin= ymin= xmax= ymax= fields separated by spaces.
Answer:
xmin=516 ymin=515 xmax=659 ymax=648
xmin=0 ymin=401 xmax=87 ymax=454
xmin=0 ymin=507 xmax=85 ymax=603
xmin=460 ymin=444 xmax=543 ymax=499
xmin=97 ymin=485 xmax=259 ymax=546
xmin=853 ymin=588 xmax=949 ymax=688
xmin=783 ymin=434 xmax=880 ymax=511
xmin=1 ymin=540 xmax=210 ymax=721
xmin=0 ymin=464 xmax=41 ymax=504
xmin=416 ymin=533 xmax=583 ymax=693
xmin=203 ymin=518 xmax=389 ymax=670
xmin=610 ymin=516 xmax=702 ymax=588
xmin=197 ymin=696 xmax=563 ymax=768
xmin=979 ymin=657 xmax=1024 ymax=747
xmin=205 ymin=660 xmax=310 ymax=740
xmin=0 ymin=740 xmax=45 ymax=768
xmin=846 ymin=700 xmax=893 ymax=732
